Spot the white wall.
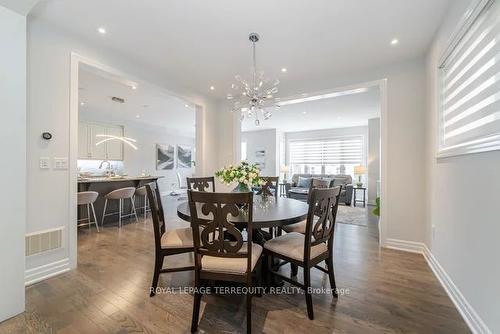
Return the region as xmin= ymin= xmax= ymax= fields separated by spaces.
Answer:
xmin=426 ymin=0 xmax=497 ymax=332
xmin=241 ymin=129 xmax=279 ymax=177
xmin=26 ymin=18 xmax=218 ymax=278
xmin=368 ymin=118 xmax=380 ymax=205
xmin=0 ymin=5 xmax=26 ymax=321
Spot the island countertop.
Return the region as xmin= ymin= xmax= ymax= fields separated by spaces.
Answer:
xmin=77 ymin=175 xmax=163 ymax=184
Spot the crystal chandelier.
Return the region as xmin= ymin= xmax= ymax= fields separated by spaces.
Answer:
xmin=227 ymin=33 xmax=280 ymax=126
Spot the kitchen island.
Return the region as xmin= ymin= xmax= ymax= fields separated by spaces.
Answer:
xmin=77 ymin=176 xmax=163 ymax=226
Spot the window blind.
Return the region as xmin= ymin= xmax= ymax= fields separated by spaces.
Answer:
xmin=289 ymin=136 xmax=363 ymax=165
xmin=439 ymin=0 xmax=500 ymax=156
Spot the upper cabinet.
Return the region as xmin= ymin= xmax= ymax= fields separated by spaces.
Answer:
xmin=78 ymin=121 xmax=124 ymax=161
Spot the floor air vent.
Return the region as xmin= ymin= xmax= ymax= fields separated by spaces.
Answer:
xmin=26 ymin=228 xmax=63 ymax=256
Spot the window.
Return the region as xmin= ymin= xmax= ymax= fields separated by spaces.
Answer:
xmin=288 ymin=136 xmax=363 ymax=177
xmin=241 ymin=141 xmax=247 ymax=161
xmin=438 ymin=0 xmax=500 ymax=157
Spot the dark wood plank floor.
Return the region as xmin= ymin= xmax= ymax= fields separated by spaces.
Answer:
xmin=0 ymin=197 xmax=469 ymax=333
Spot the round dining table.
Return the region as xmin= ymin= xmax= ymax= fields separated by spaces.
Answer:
xmin=176 ymin=196 xmax=309 ymax=229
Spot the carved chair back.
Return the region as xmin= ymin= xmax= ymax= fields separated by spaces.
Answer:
xmin=188 ymin=190 xmax=254 ymax=273
xmin=187 ymin=176 xmax=216 ymax=192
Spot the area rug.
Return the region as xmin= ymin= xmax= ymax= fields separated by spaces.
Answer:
xmin=336 ymin=205 xmax=369 ymax=226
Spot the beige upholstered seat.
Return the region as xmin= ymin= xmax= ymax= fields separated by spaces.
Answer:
xmin=160 ymin=227 xmax=194 ymax=249
xmin=135 ymin=186 xmax=147 ymax=196
xmin=201 ymin=243 xmax=263 ymax=274
xmin=264 ymin=232 xmax=327 ymax=262
xmin=282 ymin=216 xmax=319 ymax=234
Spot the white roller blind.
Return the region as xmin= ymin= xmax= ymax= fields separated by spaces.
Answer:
xmin=439 ymin=0 xmax=500 ymax=156
xmin=289 ymin=136 xmax=363 ymax=165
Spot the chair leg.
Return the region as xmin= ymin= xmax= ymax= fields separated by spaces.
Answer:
xmin=191 ymin=281 xmax=203 ymax=333
xmin=246 ymin=287 xmax=252 ymax=334
xmin=91 ymin=203 xmax=99 ymax=232
xmin=144 ymin=194 xmax=147 ymax=220
xmin=304 ymin=267 xmax=314 ymax=320
xmin=326 ymin=256 xmax=338 ymax=298
xmin=150 ymin=255 xmax=164 ymax=297
xmin=101 ymin=199 xmax=108 ymax=226
xmin=291 ymin=263 xmax=298 ymax=276
xmin=131 ymin=197 xmax=139 ymax=223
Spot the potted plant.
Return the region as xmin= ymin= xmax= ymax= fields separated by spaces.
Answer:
xmin=215 ymin=161 xmax=265 ymax=192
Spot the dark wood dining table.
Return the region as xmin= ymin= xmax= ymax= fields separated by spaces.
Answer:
xmin=176 ymin=196 xmax=309 ymax=229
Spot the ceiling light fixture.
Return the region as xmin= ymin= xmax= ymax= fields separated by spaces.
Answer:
xmin=95 ymin=135 xmax=137 ymax=150
xmin=227 ymin=33 xmax=280 ymax=126
xmin=210 ymin=86 xmax=215 ymax=91
xmin=278 ymin=88 xmax=369 ymax=106
xmin=281 ymin=68 xmax=288 ymax=73
xmin=97 ymin=27 xmax=107 ymax=35
xmin=184 ymin=104 xmax=189 ymax=108
xmin=391 ymin=38 xmax=399 ymax=45
xmin=80 ymin=102 xmax=85 ymax=106
xmin=302 ymin=111 xmax=307 ymax=114
xmin=135 ymin=114 xmax=140 ymax=118
xmin=131 ymin=85 xmax=137 ymax=90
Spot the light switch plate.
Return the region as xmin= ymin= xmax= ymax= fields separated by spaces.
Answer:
xmin=53 ymin=157 xmax=68 ymax=170
xmin=39 ymin=157 xmax=50 ymax=169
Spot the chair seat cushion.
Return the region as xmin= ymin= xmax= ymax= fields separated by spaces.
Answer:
xmin=282 ymin=220 xmax=307 ymax=234
xmin=264 ymin=232 xmax=327 ymax=262
xmin=282 ymin=216 xmax=319 ymax=234
xmin=202 ymin=243 xmax=262 ymax=275
xmin=161 ymin=227 xmax=194 ymax=249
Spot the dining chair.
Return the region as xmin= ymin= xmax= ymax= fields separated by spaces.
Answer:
xmin=264 ymin=186 xmax=341 ymax=320
xmin=145 ymin=183 xmax=195 ymax=297
xmin=282 ymin=178 xmax=331 ymax=235
xmin=186 ymin=176 xmax=216 ymax=192
xmin=188 ymin=190 xmax=262 ymax=334
xmin=256 ymin=176 xmax=279 ymax=199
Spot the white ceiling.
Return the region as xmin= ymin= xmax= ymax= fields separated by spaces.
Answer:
xmin=242 ymin=87 xmax=380 ymax=132
xmin=30 ymin=0 xmax=451 ymax=99
xmin=79 ymin=65 xmax=196 ymax=137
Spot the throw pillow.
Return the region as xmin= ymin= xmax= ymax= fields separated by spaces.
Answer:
xmin=297 ymin=176 xmax=312 ymax=188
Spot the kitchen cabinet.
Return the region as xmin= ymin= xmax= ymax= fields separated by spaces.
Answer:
xmin=78 ymin=121 xmax=124 ymax=161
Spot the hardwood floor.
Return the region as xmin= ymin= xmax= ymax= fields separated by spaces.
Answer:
xmin=0 ymin=196 xmax=469 ymax=333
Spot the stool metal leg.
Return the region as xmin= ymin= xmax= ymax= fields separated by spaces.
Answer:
xmin=143 ymin=194 xmax=147 ymax=220
xmin=130 ymin=197 xmax=139 ymax=223
xmin=87 ymin=204 xmax=91 ymax=230
xmin=119 ymin=198 xmax=123 ymax=228
xmin=90 ymin=203 xmax=99 ymax=232
xmin=101 ymin=199 xmax=108 ymax=226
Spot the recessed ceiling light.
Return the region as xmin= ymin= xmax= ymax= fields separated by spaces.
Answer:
xmin=281 ymin=68 xmax=288 ymax=73
xmin=210 ymin=86 xmax=215 ymax=91
xmin=302 ymin=111 xmax=307 ymax=114
xmin=391 ymin=38 xmax=399 ymax=45
xmin=185 ymin=104 xmax=189 ymax=108
xmin=80 ymin=102 xmax=85 ymax=106
xmin=131 ymin=85 xmax=137 ymax=90
xmin=97 ymin=27 xmax=107 ymax=35
xmin=135 ymin=114 xmax=140 ymax=118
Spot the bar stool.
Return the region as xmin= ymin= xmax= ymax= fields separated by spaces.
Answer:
xmin=101 ymin=187 xmax=139 ymax=227
xmin=77 ymin=191 xmax=99 ymax=232
xmin=135 ymin=186 xmax=151 ymax=220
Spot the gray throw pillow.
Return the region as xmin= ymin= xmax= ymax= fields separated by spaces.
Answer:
xmin=297 ymin=176 xmax=312 ymax=188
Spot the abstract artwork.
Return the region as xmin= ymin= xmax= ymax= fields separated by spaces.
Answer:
xmin=177 ymin=145 xmax=192 ymax=168
xmin=156 ymin=144 xmax=175 ymax=170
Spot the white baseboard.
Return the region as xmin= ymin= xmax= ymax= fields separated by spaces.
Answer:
xmin=384 ymin=239 xmax=490 ymax=334
xmin=25 ymin=258 xmax=70 ymax=286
